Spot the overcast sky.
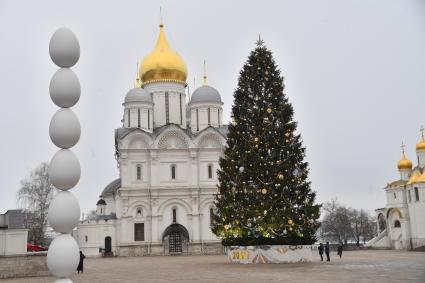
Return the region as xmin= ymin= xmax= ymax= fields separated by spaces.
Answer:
xmin=1 ymin=0 xmax=424 ymax=215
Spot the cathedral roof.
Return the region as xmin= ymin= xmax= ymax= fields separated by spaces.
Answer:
xmin=190 ymin=85 xmax=222 ymax=104
xmin=387 ymin=179 xmax=407 ymax=189
xmin=115 ymin=123 xmax=229 ymax=141
xmin=101 ymin=178 xmax=121 ymax=197
xmin=124 ymin=88 xmax=153 ymax=104
xmin=96 ymin=199 xmax=106 ymax=205
xmin=95 ymin=213 xmax=117 ymax=221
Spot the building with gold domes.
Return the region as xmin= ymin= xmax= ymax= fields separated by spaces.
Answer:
xmin=73 ymin=22 xmax=227 ymax=256
xmin=367 ymin=128 xmax=425 ymax=250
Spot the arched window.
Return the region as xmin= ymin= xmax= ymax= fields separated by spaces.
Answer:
xmin=85 ymin=235 xmax=88 ymax=242
xmin=171 ymin=164 xmax=176 ymax=180
xmin=127 ymin=109 xmax=130 ymax=127
xmin=393 ymin=192 xmax=396 ymax=199
xmin=100 ymin=208 xmax=103 ymax=214
xmin=137 ymin=108 xmax=141 ymax=128
xmin=172 ymin=208 xmax=177 ymax=223
xmin=414 ymin=187 xmax=419 ymax=201
xmin=136 ymin=165 xmax=142 ymax=180
xmin=394 ymin=220 xmax=401 ymax=228
xmin=208 ymin=164 xmax=213 ymax=179
xmin=137 ymin=208 xmax=142 ymax=216
xmin=196 ymin=109 xmax=199 ymax=131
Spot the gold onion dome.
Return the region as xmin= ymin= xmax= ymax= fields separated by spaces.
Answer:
xmin=139 ymin=23 xmax=187 ymax=85
xmin=398 ymin=145 xmax=412 ymax=170
xmin=416 ymin=127 xmax=425 ymax=151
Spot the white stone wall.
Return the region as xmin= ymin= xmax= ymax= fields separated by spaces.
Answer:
xmin=123 ymin=103 xmax=153 ymax=131
xmin=143 ymin=81 xmax=187 ymax=129
xmin=0 ymin=229 xmax=28 ymax=255
xmin=73 ymin=220 xmax=116 ymax=257
xmin=386 ymin=188 xmax=406 ymax=206
xmin=190 ymin=102 xmax=223 ymax=133
xmin=407 ymin=185 xmax=425 ymax=248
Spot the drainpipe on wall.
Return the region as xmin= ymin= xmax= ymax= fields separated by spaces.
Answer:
xmin=198 ymin=186 xmax=203 ymax=254
xmin=148 ymin=149 xmax=152 ymax=255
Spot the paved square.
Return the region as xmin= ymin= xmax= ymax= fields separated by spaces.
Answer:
xmin=4 ymin=250 xmax=425 ymax=283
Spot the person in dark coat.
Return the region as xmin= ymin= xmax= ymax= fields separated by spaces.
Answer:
xmin=77 ymin=251 xmax=86 ymax=274
xmin=325 ymin=242 xmax=330 ymax=262
xmin=318 ymin=243 xmax=324 ymax=261
xmin=337 ymin=244 xmax=343 ymax=259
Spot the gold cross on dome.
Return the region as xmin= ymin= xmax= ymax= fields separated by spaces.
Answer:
xmin=420 ymin=125 xmax=425 ymax=139
xmin=401 ymin=142 xmax=406 ymax=154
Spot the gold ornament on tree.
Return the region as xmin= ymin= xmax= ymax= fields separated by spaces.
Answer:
xmin=288 ymin=219 xmax=293 ymax=225
xmin=261 ymin=188 xmax=267 ymax=195
xmin=267 ymin=107 xmax=272 ymax=113
xmin=278 ymin=174 xmax=284 ymax=180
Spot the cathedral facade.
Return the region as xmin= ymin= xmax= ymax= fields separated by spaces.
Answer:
xmin=367 ymin=129 xmax=425 ymax=250
xmin=73 ymin=23 xmax=227 ymax=256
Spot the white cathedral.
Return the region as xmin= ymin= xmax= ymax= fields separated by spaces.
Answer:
xmin=367 ymin=129 xmax=425 ymax=250
xmin=73 ymin=22 xmax=227 ymax=256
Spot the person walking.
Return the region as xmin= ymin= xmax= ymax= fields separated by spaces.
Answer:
xmin=318 ymin=243 xmax=324 ymax=261
xmin=77 ymin=251 xmax=86 ymax=274
xmin=337 ymin=244 xmax=343 ymax=259
xmin=325 ymin=241 xmax=330 ymax=262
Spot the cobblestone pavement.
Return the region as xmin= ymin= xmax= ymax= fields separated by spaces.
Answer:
xmin=3 ymin=250 xmax=425 ymax=283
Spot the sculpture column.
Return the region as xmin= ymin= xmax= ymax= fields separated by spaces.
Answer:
xmin=47 ymin=27 xmax=82 ymax=283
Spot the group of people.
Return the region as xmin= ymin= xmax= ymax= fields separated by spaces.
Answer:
xmin=318 ymin=242 xmax=343 ymax=262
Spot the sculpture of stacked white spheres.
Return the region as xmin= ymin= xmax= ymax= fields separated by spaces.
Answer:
xmin=47 ymin=27 xmax=81 ymax=283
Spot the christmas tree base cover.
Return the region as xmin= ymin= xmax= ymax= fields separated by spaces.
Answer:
xmin=228 ymin=245 xmax=312 ymax=264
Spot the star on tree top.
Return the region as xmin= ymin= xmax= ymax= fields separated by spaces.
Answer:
xmin=256 ymin=34 xmax=264 ymax=47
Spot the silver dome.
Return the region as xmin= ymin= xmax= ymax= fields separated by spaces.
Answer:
xmin=190 ymin=85 xmax=222 ymax=104
xmin=124 ymin=88 xmax=153 ymax=104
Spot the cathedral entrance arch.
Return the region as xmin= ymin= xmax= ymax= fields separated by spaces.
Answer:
xmin=162 ymin=224 xmax=189 ymax=254
xmin=105 ymin=236 xmax=112 ymax=253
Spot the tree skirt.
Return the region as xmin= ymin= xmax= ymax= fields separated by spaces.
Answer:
xmin=228 ymin=245 xmax=312 ymax=264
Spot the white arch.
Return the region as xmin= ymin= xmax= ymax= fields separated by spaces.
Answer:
xmin=122 ymin=132 xmax=153 ymax=149
xmin=194 ymin=129 xmax=225 ymax=148
xmin=200 ymin=198 xmax=215 ymax=208
xmin=156 ymin=198 xmax=192 ymax=215
xmin=153 ymin=125 xmax=193 ymax=149
xmin=128 ymin=200 xmax=151 ymax=216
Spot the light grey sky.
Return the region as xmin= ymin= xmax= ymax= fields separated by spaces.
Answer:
xmin=1 ymin=0 xmax=424 ymax=215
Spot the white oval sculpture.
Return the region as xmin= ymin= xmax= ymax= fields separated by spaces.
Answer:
xmin=47 ymin=234 xmax=80 ymax=278
xmin=49 ymin=27 xmax=80 ymax=68
xmin=49 ymin=108 xmax=81 ymax=149
xmin=49 ymin=149 xmax=81 ymax=190
xmin=49 ymin=68 xmax=81 ymax=108
xmin=48 ymin=191 xmax=80 ymax=233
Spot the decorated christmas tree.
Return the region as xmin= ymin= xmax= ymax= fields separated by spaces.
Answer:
xmin=212 ymin=39 xmax=320 ymax=246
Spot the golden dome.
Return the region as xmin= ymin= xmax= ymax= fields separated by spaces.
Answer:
xmin=407 ymin=171 xmax=421 ymax=185
xmin=139 ymin=24 xmax=187 ymax=85
xmin=416 ymin=127 xmax=425 ymax=151
xmin=398 ymin=144 xmax=412 ymax=170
